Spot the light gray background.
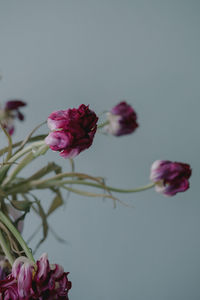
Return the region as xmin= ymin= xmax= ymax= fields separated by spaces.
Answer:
xmin=0 ymin=1 xmax=200 ymax=299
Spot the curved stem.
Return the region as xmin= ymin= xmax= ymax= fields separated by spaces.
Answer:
xmin=7 ymin=141 xmax=46 ymax=164
xmin=0 ymin=141 xmax=47 ymax=185
xmin=0 ymin=135 xmax=47 ymax=157
xmin=0 ymin=123 xmax=13 ymax=162
xmin=29 ymin=179 xmax=155 ymax=193
xmin=0 ymin=228 xmax=14 ymax=265
xmin=64 ymin=180 xmax=156 ymax=193
xmin=2 ymin=144 xmax=49 ymax=187
xmin=0 ymin=212 xmax=35 ymax=263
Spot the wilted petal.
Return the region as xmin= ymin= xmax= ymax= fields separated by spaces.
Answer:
xmin=35 ymin=253 xmax=50 ymax=283
xmin=105 ymin=101 xmax=138 ymax=136
xmin=4 ymin=100 xmax=26 ymax=111
xmin=46 ymin=104 xmax=98 ymax=158
xmin=45 ymin=131 xmax=73 ymax=151
xmin=150 ymin=160 xmax=192 ymax=196
xmin=17 ymin=263 xmax=33 ymax=298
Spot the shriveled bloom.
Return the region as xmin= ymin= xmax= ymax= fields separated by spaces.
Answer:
xmin=105 ymin=101 xmax=138 ymax=136
xmin=45 ymin=104 xmax=98 ymax=158
xmin=0 ymin=100 xmax=26 ymax=135
xmin=150 ymin=160 xmax=192 ymax=196
xmin=0 ymin=253 xmax=71 ymax=299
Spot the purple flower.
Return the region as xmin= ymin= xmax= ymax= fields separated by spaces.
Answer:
xmin=0 ymin=253 xmax=72 ymax=299
xmin=0 ymin=100 xmax=26 ymax=135
xmin=105 ymin=101 xmax=138 ymax=136
xmin=45 ymin=104 xmax=98 ymax=158
xmin=150 ymin=160 xmax=192 ymax=196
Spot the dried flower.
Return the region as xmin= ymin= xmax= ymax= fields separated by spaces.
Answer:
xmin=105 ymin=101 xmax=138 ymax=136
xmin=150 ymin=160 xmax=192 ymax=196
xmin=45 ymin=104 xmax=98 ymax=158
xmin=0 ymin=253 xmax=71 ymax=299
xmin=0 ymin=100 xmax=26 ymax=135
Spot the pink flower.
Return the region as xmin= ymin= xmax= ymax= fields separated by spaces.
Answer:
xmin=45 ymin=104 xmax=98 ymax=158
xmin=105 ymin=101 xmax=138 ymax=136
xmin=0 ymin=254 xmax=71 ymax=299
xmin=150 ymin=160 xmax=192 ymax=196
xmin=0 ymin=100 xmax=26 ymax=135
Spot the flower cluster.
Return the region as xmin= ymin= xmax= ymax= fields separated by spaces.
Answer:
xmin=0 ymin=254 xmax=71 ymax=299
xmin=45 ymin=104 xmax=98 ymax=158
xmin=0 ymin=99 xmax=192 ymax=299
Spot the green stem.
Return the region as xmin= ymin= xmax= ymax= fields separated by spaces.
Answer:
xmin=0 ymin=122 xmax=13 ymax=162
xmin=2 ymin=144 xmax=49 ymax=187
xmin=2 ymin=152 xmax=34 ymax=186
xmin=7 ymin=141 xmax=46 ymax=163
xmin=0 ymin=229 xmax=14 ymax=265
xmin=97 ymin=120 xmax=109 ymax=129
xmin=0 ymin=141 xmax=47 ymax=185
xmin=66 ymin=180 xmax=156 ymax=193
xmin=0 ymin=135 xmax=47 ymax=157
xmin=0 ymin=212 xmax=35 ymax=262
xmin=29 ymin=179 xmax=155 ymax=193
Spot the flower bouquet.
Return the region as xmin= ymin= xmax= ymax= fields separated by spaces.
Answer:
xmin=0 ymin=100 xmax=191 ymax=299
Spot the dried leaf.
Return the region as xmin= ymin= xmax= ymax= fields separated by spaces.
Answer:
xmin=47 ymin=189 xmax=63 ymax=216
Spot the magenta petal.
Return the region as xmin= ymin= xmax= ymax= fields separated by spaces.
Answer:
xmin=46 ymin=104 xmax=98 ymax=158
xmin=150 ymin=160 xmax=192 ymax=196
xmin=47 ymin=110 xmax=69 ymax=130
xmin=4 ymin=100 xmax=26 ymax=110
xmin=59 ymin=148 xmax=80 ymax=158
xmin=106 ymin=101 xmax=138 ymax=136
xmin=35 ymin=253 xmax=50 ymax=283
xmin=17 ymin=264 xmax=33 ymax=298
xmin=45 ymin=131 xmax=73 ymax=151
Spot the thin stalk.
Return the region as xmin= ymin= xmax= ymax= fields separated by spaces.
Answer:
xmin=0 ymin=212 xmax=35 ymax=262
xmin=0 ymin=141 xmax=47 ymax=183
xmin=2 ymin=144 xmax=49 ymax=187
xmin=0 ymin=122 xmax=13 ymax=162
xmin=29 ymin=179 xmax=155 ymax=193
xmin=97 ymin=120 xmax=109 ymax=129
xmin=0 ymin=229 xmax=14 ymax=265
xmin=0 ymin=135 xmax=46 ymax=157
xmin=2 ymin=152 xmax=34 ymax=186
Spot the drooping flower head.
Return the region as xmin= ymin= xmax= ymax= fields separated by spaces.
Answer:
xmin=45 ymin=104 xmax=98 ymax=158
xmin=0 ymin=253 xmax=72 ymax=299
xmin=0 ymin=100 xmax=26 ymax=135
xmin=105 ymin=101 xmax=138 ymax=136
xmin=150 ymin=160 xmax=192 ymax=196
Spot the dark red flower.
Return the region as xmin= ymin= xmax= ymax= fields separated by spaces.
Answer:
xmin=105 ymin=101 xmax=138 ymax=136
xmin=45 ymin=104 xmax=98 ymax=158
xmin=150 ymin=160 xmax=192 ymax=196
